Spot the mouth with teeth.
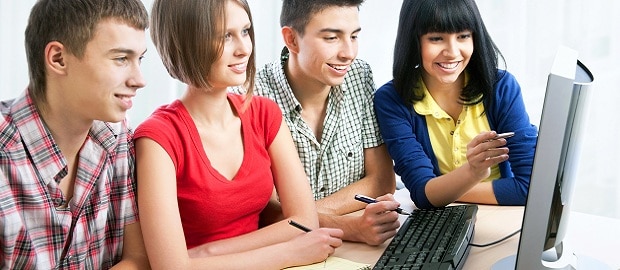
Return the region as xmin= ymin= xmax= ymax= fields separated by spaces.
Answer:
xmin=230 ymin=63 xmax=247 ymax=73
xmin=436 ymin=61 xmax=461 ymax=70
xmin=115 ymin=94 xmax=134 ymax=110
xmin=327 ymin=63 xmax=349 ymax=73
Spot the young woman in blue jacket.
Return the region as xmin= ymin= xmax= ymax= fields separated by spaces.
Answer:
xmin=374 ymin=0 xmax=538 ymax=209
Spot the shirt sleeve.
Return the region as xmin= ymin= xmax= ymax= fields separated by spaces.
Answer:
xmin=488 ymin=72 xmax=538 ymax=205
xmin=374 ymin=81 xmax=437 ymax=209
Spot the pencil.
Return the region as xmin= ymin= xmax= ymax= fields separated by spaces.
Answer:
xmin=288 ymin=220 xmax=312 ymax=232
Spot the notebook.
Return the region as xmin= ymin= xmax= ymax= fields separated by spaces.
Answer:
xmin=284 ymin=256 xmax=371 ymax=270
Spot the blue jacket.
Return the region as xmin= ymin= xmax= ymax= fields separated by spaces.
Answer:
xmin=374 ymin=71 xmax=538 ymax=209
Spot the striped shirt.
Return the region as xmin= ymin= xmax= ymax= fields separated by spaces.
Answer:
xmin=249 ymin=48 xmax=383 ymax=200
xmin=0 ymin=90 xmax=138 ymax=269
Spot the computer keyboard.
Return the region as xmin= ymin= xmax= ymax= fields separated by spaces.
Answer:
xmin=372 ymin=204 xmax=478 ymax=270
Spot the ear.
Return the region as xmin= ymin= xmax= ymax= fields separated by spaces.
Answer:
xmin=281 ymin=26 xmax=300 ymax=55
xmin=45 ymin=41 xmax=67 ymax=75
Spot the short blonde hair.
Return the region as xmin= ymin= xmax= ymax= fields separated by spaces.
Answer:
xmin=150 ymin=0 xmax=256 ymax=98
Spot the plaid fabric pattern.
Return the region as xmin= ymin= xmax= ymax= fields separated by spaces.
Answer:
xmin=0 ymin=90 xmax=138 ymax=269
xmin=250 ymin=48 xmax=383 ymax=200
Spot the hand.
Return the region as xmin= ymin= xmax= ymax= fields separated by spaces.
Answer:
xmin=465 ymin=131 xmax=510 ymax=180
xmin=288 ymin=228 xmax=344 ymax=265
xmin=354 ymin=194 xmax=401 ymax=246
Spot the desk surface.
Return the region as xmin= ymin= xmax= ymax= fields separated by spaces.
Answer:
xmin=334 ymin=189 xmax=620 ymax=269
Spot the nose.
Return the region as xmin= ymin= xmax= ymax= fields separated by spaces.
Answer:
xmin=235 ymin=36 xmax=252 ymax=57
xmin=127 ymin=63 xmax=146 ymax=89
xmin=338 ymin=38 xmax=357 ymax=60
xmin=443 ymin=37 xmax=459 ymax=58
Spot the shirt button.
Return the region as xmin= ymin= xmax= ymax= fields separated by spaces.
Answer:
xmin=54 ymin=198 xmax=63 ymax=206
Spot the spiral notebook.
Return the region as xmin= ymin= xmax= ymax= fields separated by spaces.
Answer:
xmin=284 ymin=256 xmax=371 ymax=270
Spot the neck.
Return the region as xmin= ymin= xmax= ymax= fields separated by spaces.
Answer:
xmin=180 ymin=86 xmax=236 ymax=127
xmin=38 ymin=95 xmax=92 ymax=160
xmin=285 ymin=57 xmax=331 ymax=109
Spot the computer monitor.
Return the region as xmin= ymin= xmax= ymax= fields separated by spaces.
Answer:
xmin=493 ymin=46 xmax=610 ymax=269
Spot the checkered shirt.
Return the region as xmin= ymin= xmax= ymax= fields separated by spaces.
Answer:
xmin=250 ymin=48 xmax=383 ymax=200
xmin=0 ymin=90 xmax=138 ymax=269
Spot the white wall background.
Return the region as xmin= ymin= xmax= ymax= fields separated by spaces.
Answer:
xmin=1 ymin=0 xmax=618 ymax=219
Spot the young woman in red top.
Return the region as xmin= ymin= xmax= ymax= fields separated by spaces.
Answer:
xmin=135 ymin=0 xmax=343 ymax=269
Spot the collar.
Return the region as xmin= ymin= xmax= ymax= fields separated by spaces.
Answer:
xmin=413 ymin=72 xmax=471 ymax=119
xmin=276 ymin=47 xmax=346 ymax=116
xmin=10 ymin=90 xmax=122 ymax=185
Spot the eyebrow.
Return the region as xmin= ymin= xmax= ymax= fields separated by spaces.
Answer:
xmin=108 ymin=48 xmax=147 ymax=56
xmin=318 ymin=27 xmax=362 ymax=35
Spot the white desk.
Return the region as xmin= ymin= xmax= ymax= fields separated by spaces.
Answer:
xmin=335 ymin=189 xmax=620 ymax=269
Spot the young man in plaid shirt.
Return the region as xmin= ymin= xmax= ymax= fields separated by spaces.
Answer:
xmin=244 ymin=0 xmax=401 ymax=246
xmin=0 ymin=0 xmax=150 ymax=268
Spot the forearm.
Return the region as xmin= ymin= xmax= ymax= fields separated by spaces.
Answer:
xmin=425 ymin=165 xmax=483 ymax=207
xmin=188 ymin=242 xmax=306 ymax=270
xmin=457 ymin=181 xmax=498 ymax=204
xmin=318 ymin=213 xmax=361 ymax=242
xmin=316 ymin=176 xmax=393 ymax=216
xmin=192 ymin=217 xmax=310 ymax=257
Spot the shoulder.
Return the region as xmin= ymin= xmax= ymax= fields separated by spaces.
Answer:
xmin=493 ymin=70 xmax=524 ymax=101
xmin=255 ymin=60 xmax=285 ymax=96
xmin=135 ymin=101 xmax=185 ymax=136
xmin=0 ymin=110 xmax=19 ymax=151
xmin=347 ymin=58 xmax=374 ymax=82
xmin=375 ymin=80 xmax=398 ymax=100
xmin=243 ymin=95 xmax=282 ymax=118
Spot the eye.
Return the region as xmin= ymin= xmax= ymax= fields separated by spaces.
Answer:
xmin=351 ymin=34 xmax=359 ymax=41
xmin=115 ymin=57 xmax=128 ymax=64
xmin=224 ymin=32 xmax=232 ymax=41
xmin=428 ymin=36 xmax=442 ymax=42
xmin=324 ymin=36 xmax=338 ymax=41
xmin=241 ymin=27 xmax=251 ymax=36
xmin=458 ymin=33 xmax=472 ymax=39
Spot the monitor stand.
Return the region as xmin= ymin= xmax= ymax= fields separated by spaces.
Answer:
xmin=491 ymin=242 xmax=611 ymax=270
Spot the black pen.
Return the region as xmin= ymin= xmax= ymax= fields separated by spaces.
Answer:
xmin=288 ymin=220 xmax=312 ymax=232
xmin=354 ymin=194 xmax=412 ymax=215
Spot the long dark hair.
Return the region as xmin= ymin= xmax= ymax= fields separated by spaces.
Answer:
xmin=392 ymin=0 xmax=505 ymax=109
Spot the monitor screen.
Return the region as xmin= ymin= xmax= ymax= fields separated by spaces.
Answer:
xmin=492 ymin=46 xmax=608 ymax=269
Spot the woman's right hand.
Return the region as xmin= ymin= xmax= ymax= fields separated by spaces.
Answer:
xmin=465 ymin=131 xmax=510 ymax=181
xmin=288 ymin=228 xmax=344 ymax=266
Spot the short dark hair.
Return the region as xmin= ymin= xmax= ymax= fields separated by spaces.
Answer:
xmin=25 ymin=0 xmax=148 ymax=105
xmin=280 ymin=0 xmax=364 ymax=35
xmin=392 ymin=0 xmax=505 ymax=108
xmin=150 ymin=0 xmax=256 ymax=98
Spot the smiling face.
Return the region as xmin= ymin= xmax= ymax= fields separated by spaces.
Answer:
xmin=62 ymin=19 xmax=146 ymax=123
xmin=207 ymin=0 xmax=252 ymax=91
xmin=419 ymin=31 xmax=474 ymax=90
xmin=292 ymin=5 xmax=360 ymax=89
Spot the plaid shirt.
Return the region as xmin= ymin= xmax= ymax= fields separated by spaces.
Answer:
xmin=250 ymin=48 xmax=383 ymax=200
xmin=0 ymin=90 xmax=138 ymax=270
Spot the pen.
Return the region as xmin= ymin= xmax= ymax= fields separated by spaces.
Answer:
xmin=288 ymin=220 xmax=312 ymax=232
xmin=354 ymin=194 xmax=412 ymax=215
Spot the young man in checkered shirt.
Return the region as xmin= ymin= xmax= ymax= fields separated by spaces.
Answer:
xmin=248 ymin=0 xmax=401 ymax=246
xmin=0 ymin=0 xmax=150 ymax=268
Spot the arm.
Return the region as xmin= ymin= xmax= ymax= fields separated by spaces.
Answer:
xmin=424 ymin=131 xmax=509 ymax=206
xmin=374 ymin=82 xmax=508 ymax=208
xmin=486 ymin=72 xmax=537 ymax=205
xmin=315 ymin=145 xmax=400 ymax=245
xmin=110 ymin=222 xmax=151 ymax=269
xmin=137 ymin=130 xmax=342 ymax=270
